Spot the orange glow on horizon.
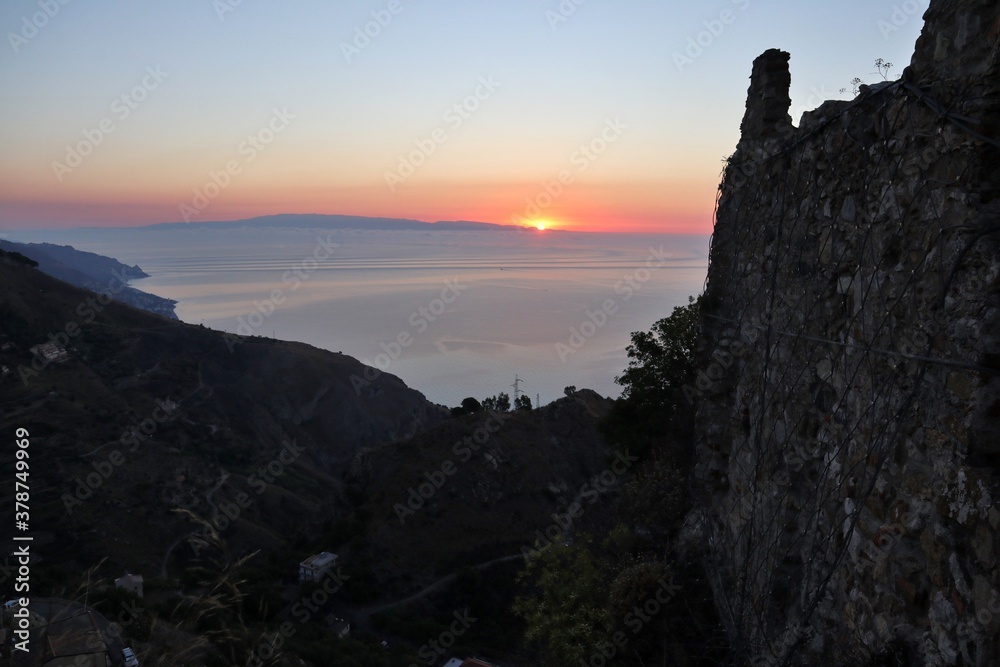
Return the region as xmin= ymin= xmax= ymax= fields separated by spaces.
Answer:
xmin=0 ymin=175 xmax=716 ymax=234
xmin=0 ymin=156 xmax=720 ymax=233
xmin=0 ymin=192 xmax=712 ymax=234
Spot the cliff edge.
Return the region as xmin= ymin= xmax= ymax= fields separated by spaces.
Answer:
xmin=694 ymin=2 xmax=1000 ymax=665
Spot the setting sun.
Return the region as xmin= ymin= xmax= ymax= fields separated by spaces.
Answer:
xmin=536 ymin=223 xmax=546 ymax=231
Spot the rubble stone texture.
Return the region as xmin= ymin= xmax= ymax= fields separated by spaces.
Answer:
xmin=693 ymin=1 xmax=1000 ymax=665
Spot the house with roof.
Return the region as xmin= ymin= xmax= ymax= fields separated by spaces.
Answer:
xmin=299 ymin=551 xmax=338 ymax=582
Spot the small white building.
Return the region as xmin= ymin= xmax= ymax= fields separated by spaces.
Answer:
xmin=114 ymin=573 xmax=144 ymax=598
xmin=30 ymin=342 xmax=69 ymax=363
xmin=299 ymin=551 xmax=337 ymax=582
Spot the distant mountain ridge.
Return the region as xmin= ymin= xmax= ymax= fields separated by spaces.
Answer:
xmin=139 ymin=213 xmax=525 ymax=232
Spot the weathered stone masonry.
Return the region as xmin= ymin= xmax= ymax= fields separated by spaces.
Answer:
xmin=693 ymin=1 xmax=1000 ymax=665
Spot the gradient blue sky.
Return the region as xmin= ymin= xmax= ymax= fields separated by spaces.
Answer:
xmin=0 ymin=0 xmax=929 ymax=232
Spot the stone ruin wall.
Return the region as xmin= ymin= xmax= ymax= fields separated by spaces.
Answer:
xmin=693 ymin=1 xmax=1000 ymax=664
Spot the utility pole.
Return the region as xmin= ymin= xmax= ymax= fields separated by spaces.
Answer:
xmin=511 ymin=375 xmax=523 ymax=399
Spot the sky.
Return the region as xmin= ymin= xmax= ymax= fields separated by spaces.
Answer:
xmin=0 ymin=0 xmax=929 ymax=234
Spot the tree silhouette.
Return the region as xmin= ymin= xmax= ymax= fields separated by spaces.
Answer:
xmin=481 ymin=392 xmax=511 ymax=412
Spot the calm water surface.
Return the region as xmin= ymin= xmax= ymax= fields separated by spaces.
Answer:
xmin=7 ymin=227 xmax=709 ymax=407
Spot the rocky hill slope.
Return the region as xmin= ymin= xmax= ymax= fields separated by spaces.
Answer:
xmin=0 ymin=245 xmax=634 ymax=666
xmin=347 ymin=389 xmax=616 ymax=592
xmin=0 ymin=249 xmax=448 ymax=579
xmin=693 ymin=2 xmax=1000 ymax=665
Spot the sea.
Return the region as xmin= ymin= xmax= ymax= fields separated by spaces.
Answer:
xmin=4 ymin=225 xmax=709 ymax=408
